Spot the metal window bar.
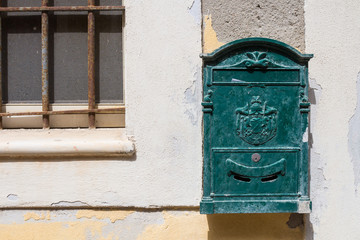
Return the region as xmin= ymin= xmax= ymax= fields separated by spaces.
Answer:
xmin=0 ymin=2 xmax=125 ymax=129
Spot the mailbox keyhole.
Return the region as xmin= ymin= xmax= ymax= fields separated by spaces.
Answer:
xmin=251 ymin=153 xmax=261 ymax=162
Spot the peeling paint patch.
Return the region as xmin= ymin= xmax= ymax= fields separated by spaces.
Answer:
xmin=203 ymin=15 xmax=224 ymax=53
xmin=187 ymin=0 xmax=195 ymax=9
xmin=50 ymin=201 xmax=90 ymax=207
xmin=348 ymin=72 xmax=360 ymax=189
xmin=306 ymin=79 xmax=326 ymax=240
xmin=302 ymin=127 xmax=309 ymax=142
xmin=6 ymin=194 xmax=19 ymax=201
xmin=188 ymin=0 xmax=201 ymax=25
xmin=76 ymin=210 xmax=134 ymax=223
xmin=183 ymin=66 xmax=202 ymax=126
xmin=24 ymin=211 xmax=51 ymax=221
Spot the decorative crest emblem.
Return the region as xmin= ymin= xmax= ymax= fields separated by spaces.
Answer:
xmin=236 ymin=96 xmax=278 ymax=145
xmin=243 ymin=51 xmax=269 ymax=69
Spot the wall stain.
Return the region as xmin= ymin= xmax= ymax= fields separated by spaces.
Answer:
xmin=287 ymin=213 xmax=304 ymax=229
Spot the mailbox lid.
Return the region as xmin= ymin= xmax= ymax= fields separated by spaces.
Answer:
xmin=212 ymin=148 xmax=299 ymax=196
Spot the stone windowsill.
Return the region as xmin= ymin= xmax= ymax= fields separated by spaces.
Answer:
xmin=0 ymin=129 xmax=135 ymax=158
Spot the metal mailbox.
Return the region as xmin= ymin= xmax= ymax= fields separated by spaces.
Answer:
xmin=200 ymin=38 xmax=313 ymax=214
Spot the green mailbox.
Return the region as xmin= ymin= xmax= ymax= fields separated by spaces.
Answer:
xmin=200 ymin=38 xmax=313 ymax=214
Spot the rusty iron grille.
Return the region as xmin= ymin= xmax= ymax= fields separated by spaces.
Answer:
xmin=0 ymin=1 xmax=125 ymax=129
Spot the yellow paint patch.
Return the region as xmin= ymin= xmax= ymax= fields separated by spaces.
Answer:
xmin=137 ymin=212 xmax=303 ymax=240
xmin=0 ymin=221 xmax=113 ymax=240
xmin=76 ymin=210 xmax=134 ymax=223
xmin=136 ymin=211 xmax=208 ymax=240
xmin=24 ymin=211 xmax=51 ymax=221
xmin=203 ymin=15 xmax=225 ymax=53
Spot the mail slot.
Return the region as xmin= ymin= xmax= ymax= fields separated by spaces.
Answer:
xmin=200 ymin=38 xmax=313 ymax=214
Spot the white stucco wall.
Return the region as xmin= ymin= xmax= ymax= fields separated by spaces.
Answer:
xmin=3 ymin=1 xmax=360 ymax=239
xmin=305 ymin=0 xmax=360 ymax=239
xmin=0 ymin=0 xmax=202 ymax=208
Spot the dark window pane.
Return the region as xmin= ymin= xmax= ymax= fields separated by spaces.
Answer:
xmin=6 ymin=0 xmax=41 ymax=16
xmin=51 ymin=15 xmax=88 ymax=103
xmin=2 ymin=16 xmax=42 ymax=103
xmin=6 ymin=0 xmax=41 ymax=7
xmin=53 ymin=0 xmax=87 ymax=7
xmin=99 ymin=0 xmax=122 ymax=6
xmin=97 ymin=14 xmax=123 ymax=103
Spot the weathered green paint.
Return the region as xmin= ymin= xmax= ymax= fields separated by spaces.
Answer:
xmin=200 ymin=38 xmax=313 ymax=214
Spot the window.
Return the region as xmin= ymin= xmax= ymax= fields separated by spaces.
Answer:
xmin=0 ymin=0 xmax=125 ymax=129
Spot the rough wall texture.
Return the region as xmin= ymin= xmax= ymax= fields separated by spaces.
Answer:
xmin=123 ymin=0 xmax=203 ymax=207
xmin=202 ymin=0 xmax=305 ymax=53
xmin=305 ymin=0 xmax=360 ymax=239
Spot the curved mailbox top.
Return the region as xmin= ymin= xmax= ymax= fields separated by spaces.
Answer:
xmin=201 ymin=38 xmax=313 ymax=64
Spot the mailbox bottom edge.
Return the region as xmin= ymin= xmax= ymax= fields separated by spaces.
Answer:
xmin=200 ymin=199 xmax=311 ymax=214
